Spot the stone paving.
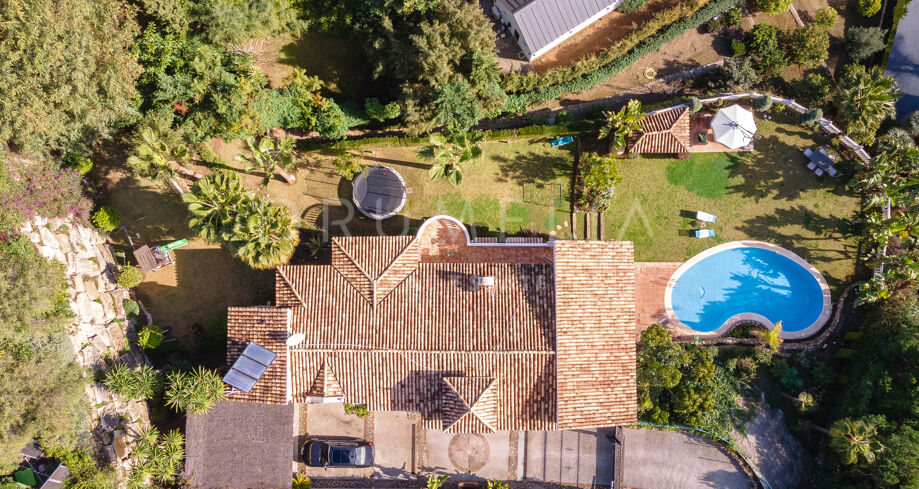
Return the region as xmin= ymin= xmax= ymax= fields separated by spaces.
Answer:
xmin=21 ymin=216 xmax=152 ymax=481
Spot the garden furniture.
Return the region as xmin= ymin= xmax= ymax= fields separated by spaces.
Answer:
xmin=815 ymin=169 xmax=824 ymax=176
xmin=828 ymin=167 xmax=839 ymax=177
xmin=551 ymin=135 xmax=574 ymax=147
xmin=804 ymin=148 xmax=813 ymax=157
xmin=807 ymin=162 xmax=817 ymax=171
xmin=711 ymin=105 xmax=758 ymax=149
xmin=695 ymin=229 xmax=715 ymax=238
xmin=696 ymin=211 xmax=716 ymax=223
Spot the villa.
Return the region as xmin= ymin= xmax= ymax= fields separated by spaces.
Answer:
xmin=222 ymin=215 xmax=638 ymax=432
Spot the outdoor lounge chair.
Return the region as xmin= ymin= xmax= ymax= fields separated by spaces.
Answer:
xmin=804 ymin=148 xmax=813 ymax=157
xmin=696 ymin=211 xmax=716 ymax=223
xmin=815 ymin=168 xmax=824 ymax=177
xmin=695 ymin=229 xmax=715 ymax=239
xmin=807 ymin=162 xmax=817 ymax=171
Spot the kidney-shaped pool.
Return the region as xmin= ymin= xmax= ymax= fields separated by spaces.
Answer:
xmin=664 ymin=241 xmax=831 ymax=338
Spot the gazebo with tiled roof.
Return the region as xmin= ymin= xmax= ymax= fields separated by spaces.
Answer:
xmin=629 ymin=106 xmax=691 ymax=155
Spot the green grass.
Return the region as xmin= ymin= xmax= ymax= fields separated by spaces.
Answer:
xmin=665 ymin=153 xmax=733 ymax=199
xmin=604 ymin=116 xmax=861 ymax=296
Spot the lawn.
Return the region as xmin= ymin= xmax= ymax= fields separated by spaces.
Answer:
xmin=208 ymin=137 xmax=577 ymax=239
xmin=603 ymin=115 xmax=861 ymax=295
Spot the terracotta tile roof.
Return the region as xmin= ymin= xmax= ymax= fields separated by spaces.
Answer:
xmin=630 ymin=107 xmax=691 ymax=154
xmin=307 ymin=358 xmax=344 ymax=398
xmin=226 ymin=307 xmax=290 ymax=404
xmin=553 ymin=241 xmax=638 ymax=429
xmin=226 ymin=216 xmax=638 ymax=431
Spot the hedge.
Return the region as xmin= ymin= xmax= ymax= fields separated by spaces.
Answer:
xmin=504 ymin=0 xmax=744 ymax=113
xmin=619 ymin=0 xmax=653 ymax=13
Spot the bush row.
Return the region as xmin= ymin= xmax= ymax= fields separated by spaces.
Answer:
xmin=503 ymin=0 xmax=743 ymax=113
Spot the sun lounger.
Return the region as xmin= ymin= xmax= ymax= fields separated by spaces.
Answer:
xmin=807 ymin=162 xmax=816 ymax=170
xmin=696 ymin=211 xmax=716 ymax=223
xmin=695 ymin=229 xmax=715 ymax=238
xmin=551 ymin=136 xmax=574 ymax=147
xmin=815 ymin=168 xmax=824 ymax=176
xmin=804 ymin=148 xmax=813 ymax=157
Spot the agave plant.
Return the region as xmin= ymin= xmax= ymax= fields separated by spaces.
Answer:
xmin=418 ymin=129 xmax=485 ymax=186
xmin=165 ymin=366 xmax=227 ymax=415
xmin=127 ymin=127 xmax=204 ymax=193
xmin=598 ymin=99 xmax=645 ymax=152
xmin=236 ymin=135 xmax=298 ymax=186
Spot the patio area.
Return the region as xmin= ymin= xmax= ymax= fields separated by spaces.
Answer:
xmin=689 ymin=111 xmax=756 ymax=153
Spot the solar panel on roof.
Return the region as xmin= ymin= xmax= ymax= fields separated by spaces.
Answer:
xmin=223 ymin=342 xmax=277 ymax=392
xmin=242 ymin=342 xmax=276 ymax=366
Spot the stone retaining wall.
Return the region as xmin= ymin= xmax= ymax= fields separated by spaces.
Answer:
xmin=21 ymin=216 xmax=152 ymax=480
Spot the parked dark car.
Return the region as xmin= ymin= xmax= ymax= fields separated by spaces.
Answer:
xmin=301 ymin=439 xmax=374 ymax=467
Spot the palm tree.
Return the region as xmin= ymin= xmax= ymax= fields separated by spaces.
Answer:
xmin=834 ymin=65 xmax=900 ymax=146
xmin=235 ymin=135 xmax=297 ymax=186
xmin=127 ymin=127 xmax=204 ymax=193
xmin=230 ymin=197 xmax=300 ymax=269
xmin=164 ymin=366 xmax=227 ymax=415
xmin=419 ymin=129 xmax=485 ymax=186
xmin=598 ymin=99 xmax=645 ymax=152
xmin=754 ymin=321 xmax=784 ymax=352
xmin=795 ymin=392 xmax=816 ymax=413
xmin=183 ymin=171 xmax=247 ymax=242
xmin=828 ymin=418 xmax=885 ymax=464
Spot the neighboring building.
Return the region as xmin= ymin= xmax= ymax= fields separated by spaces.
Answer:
xmin=492 ymin=0 xmax=622 ymax=61
xmin=224 ymin=215 xmax=638 ymax=433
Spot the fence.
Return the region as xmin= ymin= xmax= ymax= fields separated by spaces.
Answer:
xmin=633 ymin=422 xmax=774 ymax=489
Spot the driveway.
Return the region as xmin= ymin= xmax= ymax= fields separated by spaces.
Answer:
xmin=623 ymin=428 xmax=754 ymax=489
xmin=523 ymin=429 xmax=616 ymax=487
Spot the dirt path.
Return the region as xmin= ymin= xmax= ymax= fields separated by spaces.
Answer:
xmin=731 ymin=400 xmax=812 ymax=489
xmin=532 ymin=0 xmax=683 ymax=72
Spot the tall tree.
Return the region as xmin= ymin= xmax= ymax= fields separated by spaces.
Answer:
xmin=598 ymin=99 xmax=645 ymax=152
xmin=835 ymin=64 xmax=900 ymax=145
xmin=0 ymin=0 xmax=141 ymax=155
xmin=418 ymin=129 xmax=485 ymax=186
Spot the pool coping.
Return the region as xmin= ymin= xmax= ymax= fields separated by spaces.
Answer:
xmin=662 ymin=240 xmax=833 ymax=340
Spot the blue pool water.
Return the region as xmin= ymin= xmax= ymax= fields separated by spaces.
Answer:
xmin=670 ymin=247 xmax=824 ymax=332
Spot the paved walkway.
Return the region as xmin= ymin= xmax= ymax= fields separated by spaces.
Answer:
xmin=623 ymin=428 xmax=753 ymax=489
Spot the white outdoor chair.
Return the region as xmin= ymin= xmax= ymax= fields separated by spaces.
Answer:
xmin=696 ymin=211 xmax=716 ymax=223
xmin=819 ymin=147 xmax=827 ymax=154
xmin=695 ymin=229 xmax=715 ymax=239
xmin=807 ymin=162 xmax=817 ymax=171
xmin=815 ymin=168 xmax=825 ymax=177
xmin=828 ymin=167 xmax=839 ymax=177
xmin=804 ymin=148 xmax=813 ymax=157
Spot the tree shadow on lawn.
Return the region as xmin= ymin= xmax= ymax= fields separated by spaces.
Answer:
xmin=726 ymin=135 xmax=844 ymax=202
xmin=735 ymin=205 xmax=859 ymax=290
xmin=490 ymin=149 xmax=574 ymax=186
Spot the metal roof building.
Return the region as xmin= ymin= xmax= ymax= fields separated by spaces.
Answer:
xmin=493 ymin=0 xmax=622 ymax=61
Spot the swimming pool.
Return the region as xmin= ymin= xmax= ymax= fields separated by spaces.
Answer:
xmin=664 ymin=241 xmax=831 ymax=339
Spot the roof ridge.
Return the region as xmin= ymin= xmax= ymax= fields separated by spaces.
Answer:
xmin=374 ymin=236 xmax=418 ymax=283
xmin=276 ymin=267 xmax=307 ymax=307
xmin=330 ymin=241 xmax=376 ymax=304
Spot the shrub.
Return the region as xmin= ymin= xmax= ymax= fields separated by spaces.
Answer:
xmin=788 ymin=24 xmax=830 ymax=68
xmin=0 ymin=159 xmax=90 ymax=230
xmin=731 ymin=40 xmax=746 ymax=57
xmin=753 ymin=94 xmax=773 ymax=111
xmin=116 ymin=265 xmax=143 ymax=288
xmin=815 ymin=6 xmax=838 ymax=29
xmin=64 ymin=152 xmax=93 ymax=175
xmin=789 ymin=73 xmax=831 ymax=106
xmin=801 ymin=108 xmax=823 ymax=126
xmin=835 ymin=347 xmax=855 ymax=359
xmin=137 ymin=325 xmax=164 ymax=349
xmin=102 ymin=363 xmax=163 ymax=401
xmin=364 ymin=97 xmax=401 ymax=122
xmin=688 ymin=97 xmax=703 ymax=114
xmin=44 ymin=446 xmax=116 ymax=489
xmin=578 ymin=152 xmax=622 ymax=211
xmin=556 ymin=110 xmax=574 ymax=124
xmin=857 ymin=0 xmax=882 ymax=17
xmin=334 ymin=154 xmax=368 ymax=180
xmin=758 ymin=0 xmax=791 ymax=15
xmin=781 ymin=367 xmax=804 ymax=392
xmin=619 ymin=0 xmax=652 ymax=13
xmin=724 ymin=7 xmax=743 ymax=26
xmin=164 ymin=366 xmax=226 ymax=414
xmin=717 ymin=57 xmax=758 ymax=91
xmin=293 ymin=474 xmax=312 ymax=489
xmin=344 ymin=403 xmax=370 ymax=418
xmin=91 ymin=206 xmax=121 ymax=233
xmin=908 ymin=111 xmax=919 ymax=137
xmin=316 ymin=101 xmax=349 ymax=140
xmin=845 ymin=26 xmax=888 ymax=62
xmin=123 ymin=299 xmax=140 ymax=318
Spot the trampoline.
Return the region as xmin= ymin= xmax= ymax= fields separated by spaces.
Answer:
xmin=352 ymin=165 xmax=407 ymax=220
